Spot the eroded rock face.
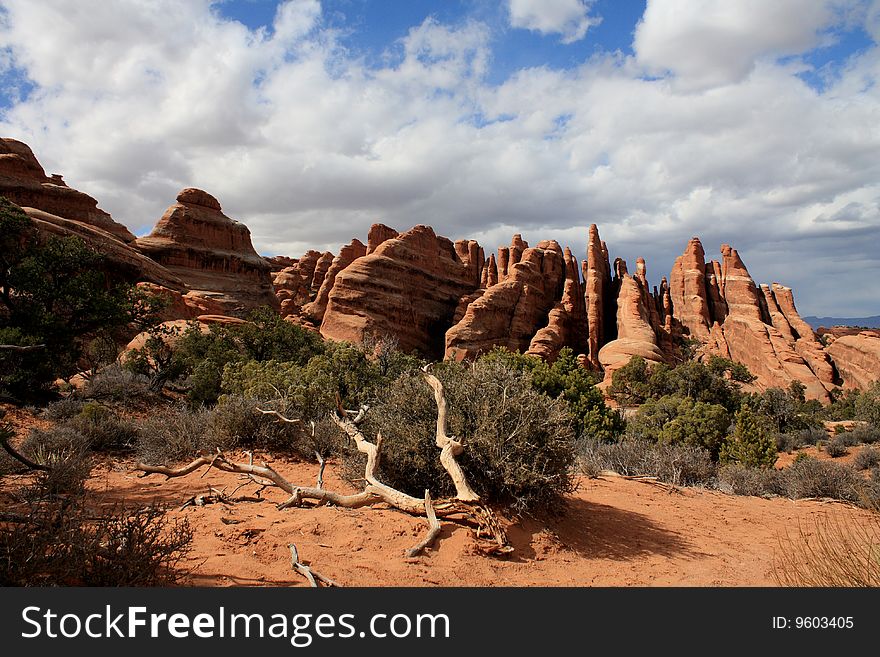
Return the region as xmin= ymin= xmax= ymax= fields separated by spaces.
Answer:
xmin=303 ymin=239 xmax=367 ymax=323
xmin=669 ymin=238 xmax=711 ymax=340
xmin=446 ymin=239 xmax=566 ymax=361
xmin=703 ymin=246 xmax=832 ymax=401
xmin=825 ymin=332 xmax=880 ymax=389
xmin=598 ymin=267 xmax=665 ymax=382
xmin=24 ymin=207 xmax=185 ymax=291
xmin=527 ymin=247 xmax=588 ymax=362
xmin=1 ymin=138 xmax=136 ymax=243
xmin=584 ymin=224 xmax=612 ymax=369
xmin=319 ymin=225 xmax=481 ymax=357
xmin=135 ymin=188 xmax=277 ymax=317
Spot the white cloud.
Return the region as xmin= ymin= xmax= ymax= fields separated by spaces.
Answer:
xmin=0 ymin=0 xmax=878 ymax=315
xmin=634 ymin=0 xmax=862 ymax=91
xmin=507 ymin=0 xmax=600 ymax=44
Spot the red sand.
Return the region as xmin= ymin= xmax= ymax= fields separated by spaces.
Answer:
xmin=77 ymin=454 xmax=875 ymax=587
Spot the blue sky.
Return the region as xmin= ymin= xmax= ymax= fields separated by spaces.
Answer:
xmin=1 ymin=0 xmax=879 ymax=315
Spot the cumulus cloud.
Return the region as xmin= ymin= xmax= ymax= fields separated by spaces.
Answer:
xmin=507 ymin=0 xmax=600 ymax=44
xmin=634 ymin=0 xmax=861 ymax=91
xmin=0 ymin=0 xmax=878 ymax=315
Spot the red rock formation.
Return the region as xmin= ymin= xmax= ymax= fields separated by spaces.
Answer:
xmin=705 ymin=246 xmax=831 ymax=401
xmin=265 ymin=255 xmax=297 ymax=272
xmin=584 ymin=224 xmax=612 ymax=369
xmin=669 ymin=238 xmax=712 ymax=340
xmin=135 ymin=188 xmax=277 ymax=316
xmin=1 ymin=138 xmax=135 ymax=243
xmin=597 ymin=263 xmax=665 ymax=383
xmin=527 ymin=247 xmax=588 ymax=361
xmin=310 ymin=251 xmax=334 ymax=292
xmin=273 ymin=267 xmax=311 ymax=317
xmin=445 ymin=240 xmax=565 ymax=360
xmin=303 ymin=239 xmax=367 ymax=323
xmin=24 ymin=207 xmax=185 ymax=291
xmin=320 ymin=225 xmax=480 ymax=357
xmin=705 ymin=261 xmax=728 ymax=326
xmin=366 ymin=223 xmax=398 ymax=255
xmin=825 ymin=332 xmax=880 ymax=389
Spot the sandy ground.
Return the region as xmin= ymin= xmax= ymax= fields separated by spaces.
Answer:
xmin=68 ymin=454 xmax=874 ymax=587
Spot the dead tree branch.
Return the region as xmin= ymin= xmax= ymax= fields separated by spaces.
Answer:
xmin=288 ymin=543 xmax=339 ymax=587
xmin=255 ymin=408 xmax=300 ymax=424
xmin=0 ymin=344 xmax=45 ymax=352
xmin=421 ymin=365 xmax=480 ymax=502
xmin=406 ymin=490 xmax=441 ymax=557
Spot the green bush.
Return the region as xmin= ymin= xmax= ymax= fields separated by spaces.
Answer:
xmin=360 ymin=359 xmax=577 ymax=514
xmin=20 ymin=426 xmax=92 ymax=496
xmin=719 ymin=407 xmax=778 ymax=468
xmin=854 ymin=382 xmax=880 ymax=427
xmin=480 ymin=347 xmax=623 ymax=442
xmin=776 ymin=426 xmax=826 ymax=452
xmin=626 ymin=395 xmax=730 ymax=459
xmin=0 ymin=196 xmax=161 ymax=400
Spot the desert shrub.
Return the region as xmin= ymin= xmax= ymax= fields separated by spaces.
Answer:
xmin=776 ymin=426 xmax=826 ymax=452
xmin=749 ymin=385 xmax=822 ymax=434
xmin=719 ymin=407 xmax=778 ymax=468
xmin=359 ymin=360 xmax=576 ymax=514
xmin=127 ymin=307 xmax=326 ymax=405
xmin=480 ymin=347 xmax=623 ymax=442
xmin=611 ymin=355 xmax=751 ymax=412
xmin=825 ymin=437 xmax=850 ymax=458
xmin=774 ymin=513 xmax=880 ymax=587
xmin=824 ymin=388 xmax=862 ymax=421
xmin=847 ymin=423 xmax=880 ymax=445
xmin=81 ymin=363 xmax=157 ymax=404
xmin=63 ymin=402 xmax=139 ymax=451
xmin=626 ymin=395 xmax=731 ymax=459
xmin=577 ymin=438 xmax=716 ymax=486
xmin=222 ymin=340 xmax=422 ymax=422
xmin=853 ymin=447 xmax=880 ymax=471
xmin=19 ymin=426 xmax=92 ymax=496
xmin=0 ymin=503 xmax=192 ymax=586
xmin=854 ymin=382 xmax=880 ymax=427
xmin=42 ymin=396 xmax=85 ymax=421
xmin=137 ymin=406 xmax=213 ymax=464
xmin=782 ymin=457 xmax=864 ymax=502
xmin=716 ymin=464 xmax=785 ymax=497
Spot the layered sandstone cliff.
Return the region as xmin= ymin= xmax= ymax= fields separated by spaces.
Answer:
xmin=135 ymin=188 xmax=277 ymax=316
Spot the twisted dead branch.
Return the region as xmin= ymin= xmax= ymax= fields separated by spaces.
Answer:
xmin=288 ymin=543 xmax=339 ymax=587
xmin=135 ymin=372 xmax=512 ymax=556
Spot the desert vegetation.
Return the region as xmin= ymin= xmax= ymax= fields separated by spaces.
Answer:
xmin=2 ymin=192 xmax=880 ymax=587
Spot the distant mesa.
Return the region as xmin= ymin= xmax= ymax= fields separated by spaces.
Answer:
xmin=3 ymin=137 xmax=878 ymax=396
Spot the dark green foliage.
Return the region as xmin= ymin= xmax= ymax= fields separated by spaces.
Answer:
xmin=361 ymin=359 xmax=577 ymax=514
xmin=824 ymin=387 xmax=861 ymax=420
xmin=610 ymin=354 xmax=750 ymax=412
xmin=126 ymin=307 xmax=327 ymax=405
xmin=0 ymin=197 xmax=160 ymax=399
xmin=748 ymin=386 xmax=822 ymax=434
xmin=477 ymin=347 xmax=623 ymax=442
xmin=627 ymin=394 xmax=730 ymax=459
xmin=719 ymin=407 xmax=778 ymax=468
xmin=577 ymin=438 xmax=716 ymax=486
xmin=854 ymin=382 xmax=880 ymax=427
